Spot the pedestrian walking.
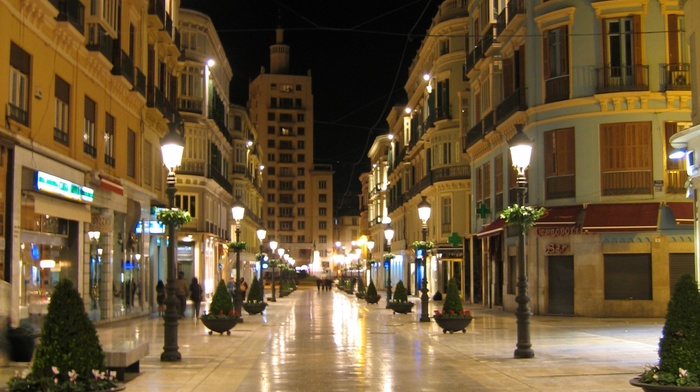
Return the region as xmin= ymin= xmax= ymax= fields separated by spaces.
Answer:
xmin=189 ymin=277 xmax=203 ymax=318
xmin=316 ymin=277 xmax=322 ymax=291
xmin=156 ymin=280 xmax=165 ymax=316
xmin=175 ymin=271 xmax=188 ymax=317
xmin=238 ymin=277 xmax=248 ymax=300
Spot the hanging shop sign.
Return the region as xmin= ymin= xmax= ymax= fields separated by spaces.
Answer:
xmin=36 ymin=171 xmax=93 ymax=203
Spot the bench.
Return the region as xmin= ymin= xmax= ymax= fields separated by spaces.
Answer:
xmin=103 ymin=340 xmax=149 ymax=381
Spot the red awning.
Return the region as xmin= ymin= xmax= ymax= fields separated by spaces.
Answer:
xmin=99 ymin=175 xmax=124 ymax=195
xmin=667 ymin=202 xmax=694 ymax=225
xmin=477 ymin=218 xmax=505 ymax=238
xmin=535 ymin=205 xmax=583 ymax=226
xmin=581 ymin=203 xmax=660 ymax=232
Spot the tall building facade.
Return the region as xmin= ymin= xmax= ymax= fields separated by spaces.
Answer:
xmin=465 ymin=0 xmax=693 ymax=317
xmin=247 ymin=28 xmax=334 ymax=269
xmin=0 ymin=0 xmax=183 ymax=324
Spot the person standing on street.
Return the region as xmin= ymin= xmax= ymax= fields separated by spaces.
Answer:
xmin=175 ymin=271 xmax=189 ymax=318
xmin=189 ymin=277 xmax=203 ymax=319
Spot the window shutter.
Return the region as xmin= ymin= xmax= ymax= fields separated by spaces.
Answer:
xmin=55 ymin=76 xmax=70 ymax=103
xmin=668 ymin=15 xmax=679 ymax=65
xmin=543 ymin=31 xmax=551 ymax=80
xmin=10 ymin=43 xmax=30 ymax=73
xmin=633 ymin=15 xmax=642 ymax=65
xmin=561 ymin=26 xmax=569 ymax=74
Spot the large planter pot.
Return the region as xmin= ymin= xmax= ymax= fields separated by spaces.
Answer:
xmin=630 ymin=378 xmax=700 ymax=391
xmin=242 ymin=302 xmax=267 ymax=315
xmin=355 ymin=292 xmax=365 ymax=299
xmin=8 ymin=332 xmax=38 ymax=362
xmin=433 ymin=316 xmax=473 ymax=334
xmin=365 ymin=295 xmax=381 ymax=305
xmin=389 ymin=302 xmax=414 ymax=314
xmin=200 ymin=317 xmax=239 ymax=335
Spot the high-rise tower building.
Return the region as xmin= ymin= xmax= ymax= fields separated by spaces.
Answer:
xmin=248 ymin=28 xmax=334 ymax=271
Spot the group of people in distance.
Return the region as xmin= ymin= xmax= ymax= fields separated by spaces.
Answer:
xmin=156 ymin=273 xmax=248 ymax=318
xmin=316 ymin=277 xmax=334 ymax=291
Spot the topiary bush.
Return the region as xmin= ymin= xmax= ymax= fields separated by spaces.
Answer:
xmin=393 ymin=280 xmax=408 ymax=303
xmin=442 ymin=278 xmax=464 ymax=314
xmin=8 ymin=279 xmax=117 ymax=391
xmin=659 ymin=274 xmax=700 ymax=377
xmin=366 ymin=280 xmax=378 ymax=297
xmin=207 ymin=279 xmax=234 ymax=317
xmin=246 ymin=276 xmax=264 ymax=304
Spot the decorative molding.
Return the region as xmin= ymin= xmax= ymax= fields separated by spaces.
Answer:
xmin=534 ymin=7 xmax=576 ymax=32
xmin=591 ymin=0 xmax=649 ymax=17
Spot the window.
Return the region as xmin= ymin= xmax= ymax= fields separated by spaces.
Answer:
xmin=319 ymin=208 xmax=327 ymax=216
xmin=494 ymin=154 xmax=503 ymax=212
xmin=280 ymin=167 xmax=293 ymax=176
xmin=543 ymin=26 xmax=569 ymax=103
xmin=603 ymin=16 xmax=644 ymax=88
xmin=297 ymin=114 xmax=305 ymax=121
xmin=294 ymin=98 xmax=302 ymax=108
xmin=83 ymin=97 xmax=97 ymax=157
xmin=268 ymin=154 xmax=275 ymax=162
xmin=440 ymin=39 xmax=449 ymax=55
xmin=267 ymin=221 xmax=275 ymax=229
xmin=297 ymin=181 xmax=305 ymax=189
xmin=280 ymin=98 xmax=293 ymax=108
xmin=280 ymin=181 xmax=293 ymax=190
xmin=297 ymin=154 xmax=305 ymax=162
xmin=267 ymin=180 xmax=276 ymax=189
xmin=280 ymin=194 xmax=293 ymax=203
xmin=665 ymin=122 xmax=692 ymax=193
xmin=319 ymin=194 xmax=327 ymax=203
xmin=267 ymin=207 xmax=275 ymax=216
xmin=297 ymin=168 xmax=305 ymax=175
xmin=179 ymin=65 xmax=203 ymax=110
xmin=441 ymin=197 xmax=452 ymax=234
xmin=271 ymin=83 xmax=277 ymax=90
xmin=297 ymin=141 xmax=305 ymax=149
xmin=298 ymin=127 xmax=305 ymax=135
xmin=604 ymin=254 xmax=651 ymax=300
xmin=297 ymin=221 xmax=305 ymax=230
xmin=296 ymin=84 xmax=302 ymax=91
xmin=280 ymin=221 xmax=292 ymax=231
xmin=233 ymin=115 xmax=242 ymax=131
xmin=297 ymin=194 xmax=305 ymax=203
xmin=104 ymin=113 xmax=115 ymax=167
xmin=127 ymin=129 xmax=136 ymax=178
xmin=279 ymin=140 xmax=293 ymax=149
xmin=295 ymin=235 xmax=304 ymax=243
xmin=268 ymin=140 xmax=275 ymax=148
xmin=267 ymin=194 xmax=275 ymax=202
xmin=319 ymin=235 xmax=327 ymax=244
xmin=319 ymin=221 xmax=327 ymax=230
xmin=297 ymin=207 xmax=305 ymax=216
xmin=268 ymin=112 xmax=275 ymax=121
xmin=175 ymin=194 xmax=197 ymax=218
xmin=144 ymin=140 xmax=152 ymax=186
xmin=280 ymin=207 xmax=293 ymax=217
xmin=544 ymin=127 xmax=575 ymax=199
xmin=319 ymin=180 xmax=327 ymax=189
xmin=281 ymin=127 xmax=292 ymax=135
xmin=9 ymin=43 xmax=30 ymax=125
xmin=281 ymin=84 xmax=293 ymax=92
xmin=600 ymin=122 xmax=652 ymax=195
xmin=268 ymin=167 xmax=275 ymax=175
xmin=268 ymin=126 xmax=275 ymax=134
xmin=54 ymin=76 xmax=70 ymax=145
xmin=280 ymin=154 xmax=293 ymax=162
xmin=279 ymin=113 xmax=293 ymax=122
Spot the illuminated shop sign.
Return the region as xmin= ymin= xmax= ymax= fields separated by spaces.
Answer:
xmin=35 ymin=171 xmax=94 ymax=203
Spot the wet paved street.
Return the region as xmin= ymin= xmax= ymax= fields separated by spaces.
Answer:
xmin=1 ymin=286 xmax=664 ymax=391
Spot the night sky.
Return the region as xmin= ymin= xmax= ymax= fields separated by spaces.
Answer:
xmin=179 ymin=0 xmax=441 ymax=212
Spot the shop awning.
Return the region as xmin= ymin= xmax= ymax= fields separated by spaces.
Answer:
xmin=476 ymin=218 xmax=505 ymax=238
xmin=535 ymin=205 xmax=583 ymax=226
xmin=667 ymin=202 xmax=694 ymax=225
xmin=581 ymin=203 xmax=660 ymax=232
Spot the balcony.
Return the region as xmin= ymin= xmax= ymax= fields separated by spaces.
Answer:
xmin=52 ymin=0 xmax=85 ymax=34
xmin=133 ymin=68 xmax=146 ymax=97
xmin=595 ymin=65 xmax=649 ymax=93
xmin=496 ymin=88 xmax=526 ymax=124
xmin=544 ymin=75 xmax=569 ymax=103
xmin=53 ymin=128 xmax=69 ymax=145
xmin=7 ymin=103 xmax=28 ymax=126
xmin=147 ymin=0 xmax=165 ymax=28
xmin=661 ymin=63 xmax=691 ymax=91
xmin=147 ymin=85 xmax=173 ymax=119
xmin=86 ymin=23 xmax=114 ymax=65
xmin=507 ymin=0 xmax=525 ymax=25
xmin=601 ymin=170 xmax=652 ymax=196
xmin=177 ymin=97 xmax=203 ymax=114
xmin=209 ymin=169 xmax=232 ymax=193
xmin=432 ymin=164 xmax=470 ymax=182
xmin=83 ymin=142 xmax=97 ymax=157
xmin=111 ymin=48 xmax=134 ymax=85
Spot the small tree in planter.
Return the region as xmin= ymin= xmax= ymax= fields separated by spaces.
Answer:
xmin=243 ymin=276 xmax=267 ymax=315
xmin=356 ymin=278 xmax=366 ymax=299
xmin=201 ymin=280 xmax=240 ymax=335
xmin=433 ymin=278 xmax=472 ymax=334
xmin=365 ymin=280 xmax=381 ymax=304
xmin=632 ymin=274 xmax=700 ymax=388
xmin=389 ymin=280 xmax=414 ymax=314
xmin=8 ymin=279 xmax=118 ymax=391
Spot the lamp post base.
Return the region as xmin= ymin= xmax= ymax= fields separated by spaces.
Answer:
xmin=419 ymin=280 xmax=430 ymax=322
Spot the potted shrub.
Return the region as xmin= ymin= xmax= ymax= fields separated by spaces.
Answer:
xmin=388 ymin=280 xmax=414 ymax=314
xmin=364 ymin=280 xmax=382 ymax=304
xmin=156 ymin=208 xmax=192 ymax=228
xmin=630 ymin=274 xmax=700 ymax=391
xmin=355 ymin=278 xmax=366 ymax=299
xmin=433 ymin=278 xmax=472 ymax=334
xmin=201 ymin=279 xmax=241 ymax=335
xmin=7 ymin=279 xmax=120 ymax=391
xmin=242 ymin=276 xmax=267 ymax=315
xmin=7 ymin=319 xmax=39 ymax=362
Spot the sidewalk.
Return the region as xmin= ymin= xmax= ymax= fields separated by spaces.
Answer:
xmin=0 ymin=287 xmax=663 ymax=391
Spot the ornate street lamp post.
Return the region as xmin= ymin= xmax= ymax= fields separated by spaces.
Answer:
xmin=417 ymin=195 xmax=431 ymax=322
xmin=231 ymin=197 xmax=245 ymax=317
xmin=509 ymin=124 xmax=534 ymax=359
xmin=384 ymin=222 xmax=394 ymax=308
xmin=256 ymin=226 xmax=267 ymax=301
xmin=269 ymin=240 xmax=278 ymax=302
xmin=160 ymin=119 xmax=185 ymax=362
xmin=87 ymin=230 xmax=100 ymax=310
xmin=277 ymin=247 xmax=285 ymax=296
xmin=367 ymin=240 xmax=375 ymax=282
